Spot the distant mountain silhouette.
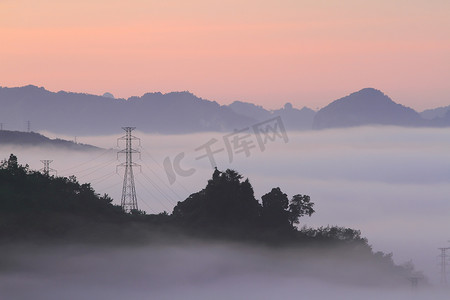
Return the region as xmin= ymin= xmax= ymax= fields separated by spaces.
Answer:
xmin=1 ymin=85 xmax=450 ymax=134
xmin=228 ymin=101 xmax=316 ymax=130
xmin=0 ymin=85 xmax=255 ymax=135
xmin=420 ymin=105 xmax=450 ymax=120
xmin=228 ymin=101 xmax=273 ymax=121
xmin=312 ymin=88 xmax=425 ymax=129
xmin=273 ymin=104 xmax=316 ymax=130
xmin=424 ymin=109 xmax=450 ymax=127
xmin=0 ymin=130 xmax=100 ymax=151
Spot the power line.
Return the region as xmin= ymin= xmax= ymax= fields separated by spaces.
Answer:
xmin=59 ymin=149 xmax=115 ymax=173
xmin=73 ymin=158 xmax=118 ymax=180
xmin=89 ymin=171 xmax=118 ymax=186
xmin=95 ymin=181 xmax=122 ymax=196
xmin=140 ymin=172 xmax=177 ymax=206
xmin=140 ymin=159 xmax=183 ymax=202
xmin=135 ymin=178 xmax=169 ymax=213
xmin=140 ymin=146 xmax=192 ymax=196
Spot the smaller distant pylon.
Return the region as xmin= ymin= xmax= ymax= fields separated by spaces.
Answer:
xmin=40 ymin=160 xmax=57 ymax=176
xmin=438 ymin=247 xmax=450 ymax=285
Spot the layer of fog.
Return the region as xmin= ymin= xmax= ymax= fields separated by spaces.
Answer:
xmin=2 ymin=126 xmax=450 ymax=286
xmin=0 ymin=242 xmax=447 ymax=300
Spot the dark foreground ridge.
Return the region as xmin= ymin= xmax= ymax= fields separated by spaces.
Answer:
xmin=0 ymin=154 xmax=424 ymax=287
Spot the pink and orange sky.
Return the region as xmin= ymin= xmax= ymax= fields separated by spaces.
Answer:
xmin=1 ymin=0 xmax=449 ymax=111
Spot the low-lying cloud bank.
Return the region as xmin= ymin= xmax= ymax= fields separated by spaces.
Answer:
xmin=1 ymin=126 xmax=449 ymax=285
xmin=0 ymin=241 xmax=444 ymax=300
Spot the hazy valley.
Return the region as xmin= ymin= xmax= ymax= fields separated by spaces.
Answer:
xmin=1 ymin=86 xmax=450 ymax=299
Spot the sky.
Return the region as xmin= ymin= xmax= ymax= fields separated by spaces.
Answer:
xmin=1 ymin=0 xmax=449 ymax=111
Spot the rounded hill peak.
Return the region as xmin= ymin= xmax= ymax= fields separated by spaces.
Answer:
xmin=355 ymin=87 xmax=384 ymax=95
xmin=344 ymin=88 xmax=388 ymax=104
xmin=312 ymin=88 xmax=421 ymax=129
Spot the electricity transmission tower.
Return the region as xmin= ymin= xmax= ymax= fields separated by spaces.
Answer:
xmin=438 ymin=247 xmax=450 ymax=285
xmin=27 ymin=121 xmax=31 ymax=132
xmin=40 ymin=160 xmax=57 ymax=176
xmin=117 ymin=127 xmax=141 ymax=213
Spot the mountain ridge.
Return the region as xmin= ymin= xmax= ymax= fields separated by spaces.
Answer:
xmin=1 ymin=85 xmax=449 ymax=134
xmin=0 ymin=85 xmax=256 ymax=135
xmin=0 ymin=130 xmax=101 ymax=151
xmin=312 ymin=88 xmax=425 ymax=129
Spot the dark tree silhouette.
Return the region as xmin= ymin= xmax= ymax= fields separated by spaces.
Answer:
xmin=0 ymin=153 xmax=27 ymax=175
xmin=0 ymin=154 xmax=124 ymax=237
xmin=288 ymin=194 xmax=315 ymax=225
xmin=261 ymin=187 xmax=290 ymax=228
xmin=173 ymin=168 xmax=261 ymax=226
xmin=173 ymin=169 xmax=315 ymax=232
xmin=261 ymin=188 xmax=315 ymax=229
xmin=2 ymin=154 xmax=18 ymax=169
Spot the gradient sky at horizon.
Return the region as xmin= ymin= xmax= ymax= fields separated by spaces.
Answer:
xmin=1 ymin=0 xmax=449 ymax=111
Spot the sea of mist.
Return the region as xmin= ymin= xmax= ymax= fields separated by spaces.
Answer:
xmin=1 ymin=126 xmax=450 ymax=295
xmin=1 ymin=241 xmax=448 ymax=300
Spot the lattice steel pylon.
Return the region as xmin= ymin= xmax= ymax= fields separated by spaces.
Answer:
xmin=40 ymin=160 xmax=57 ymax=176
xmin=438 ymin=247 xmax=450 ymax=285
xmin=117 ymin=127 xmax=141 ymax=213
